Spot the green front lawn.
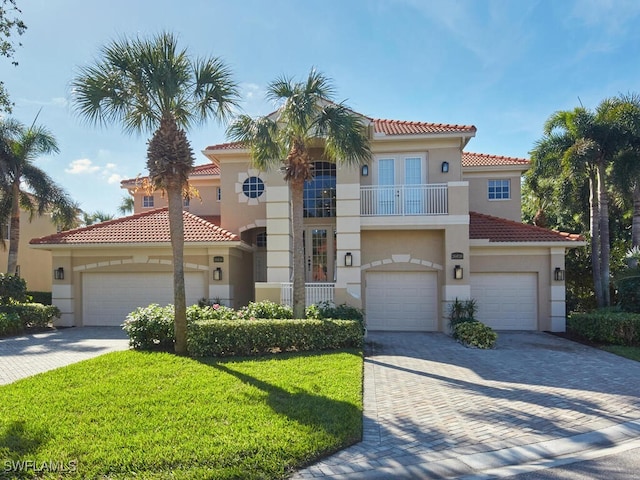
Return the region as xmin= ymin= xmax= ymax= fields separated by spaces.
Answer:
xmin=0 ymin=350 xmax=363 ymax=479
xmin=601 ymin=345 xmax=640 ymax=362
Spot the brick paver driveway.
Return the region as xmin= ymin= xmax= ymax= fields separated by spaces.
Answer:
xmin=294 ymin=331 xmax=640 ymax=479
xmin=0 ymin=327 xmax=129 ymax=385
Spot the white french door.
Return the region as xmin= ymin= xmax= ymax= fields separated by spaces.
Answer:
xmin=376 ymin=155 xmax=426 ymax=214
xmin=302 ymin=226 xmax=336 ymax=283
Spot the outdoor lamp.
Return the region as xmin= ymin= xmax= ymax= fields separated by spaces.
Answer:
xmin=453 ymin=265 xmax=463 ymax=280
xmin=54 ymin=267 xmax=64 ymax=280
xmin=213 ymin=267 xmax=222 ymax=281
xmin=554 ymin=267 xmax=565 ymax=281
xmin=344 ymin=252 xmax=353 ymax=267
xmin=361 ymin=165 xmax=369 ymax=176
xmin=441 ymin=161 xmax=449 ymax=173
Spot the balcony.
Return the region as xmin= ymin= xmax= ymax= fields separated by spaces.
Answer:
xmin=280 ymin=283 xmax=335 ymax=307
xmin=361 ymin=184 xmax=448 ymax=216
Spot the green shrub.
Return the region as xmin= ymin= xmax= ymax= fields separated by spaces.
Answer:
xmin=0 ymin=303 xmax=60 ymax=329
xmin=311 ymin=301 xmax=364 ymax=321
xmin=26 ymin=291 xmax=52 ymax=305
xmin=187 ymin=318 xmax=364 ymax=357
xmin=0 ymin=311 xmax=22 ymax=336
xmin=616 ymin=268 xmax=640 ymax=313
xmin=238 ymin=300 xmax=293 ymax=320
xmin=448 ymin=298 xmax=478 ymax=330
xmin=187 ymin=303 xmax=238 ymax=322
xmin=0 ymin=274 xmax=28 ymax=304
xmin=453 ymin=321 xmax=497 ymax=349
xmin=568 ymin=311 xmax=640 ymax=346
xmin=122 ymin=304 xmax=175 ymax=351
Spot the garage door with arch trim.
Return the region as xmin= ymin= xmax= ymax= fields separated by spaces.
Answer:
xmin=366 ymin=271 xmax=438 ymax=331
xmin=82 ymin=272 xmax=207 ymax=326
xmin=470 ymin=272 xmax=537 ymax=330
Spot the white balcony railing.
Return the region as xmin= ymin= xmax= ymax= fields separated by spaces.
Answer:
xmin=280 ymin=283 xmax=335 ymax=307
xmin=360 ymin=184 xmax=448 ymax=216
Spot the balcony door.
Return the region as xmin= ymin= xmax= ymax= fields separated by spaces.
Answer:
xmin=303 ymin=226 xmax=335 ymax=283
xmin=376 ymin=155 xmax=426 ymax=214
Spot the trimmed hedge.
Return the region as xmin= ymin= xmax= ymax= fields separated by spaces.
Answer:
xmin=453 ymin=321 xmax=497 ymax=349
xmin=187 ymin=318 xmax=364 ymax=357
xmin=0 ymin=303 xmax=60 ymax=335
xmin=27 ymin=291 xmax=52 ymax=305
xmin=568 ymin=311 xmax=640 ymax=346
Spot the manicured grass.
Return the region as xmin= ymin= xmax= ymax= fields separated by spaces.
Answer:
xmin=601 ymin=345 xmax=640 ymax=362
xmin=0 ymin=350 xmax=363 ymax=479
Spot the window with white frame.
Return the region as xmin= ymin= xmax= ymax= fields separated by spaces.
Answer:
xmin=488 ymin=179 xmax=510 ymax=200
xmin=143 ymin=195 xmax=154 ymax=208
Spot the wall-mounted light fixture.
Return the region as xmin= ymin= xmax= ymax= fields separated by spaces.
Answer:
xmin=54 ymin=267 xmax=64 ymax=280
xmin=554 ymin=267 xmax=565 ymax=281
xmin=453 ymin=265 xmax=463 ymax=280
xmin=344 ymin=252 xmax=353 ymax=267
xmin=213 ymin=267 xmax=222 ymax=281
xmin=441 ymin=161 xmax=449 ymax=173
xmin=361 ymin=165 xmax=369 ymax=177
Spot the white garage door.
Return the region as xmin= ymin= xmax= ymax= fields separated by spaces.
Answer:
xmin=82 ymin=272 xmax=207 ymax=326
xmin=471 ymin=273 xmax=537 ymax=330
xmin=366 ymin=271 xmax=438 ymax=331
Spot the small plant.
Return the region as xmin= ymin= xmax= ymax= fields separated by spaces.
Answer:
xmin=122 ymin=304 xmax=175 ymax=350
xmin=0 ymin=273 xmax=28 ymax=304
xmin=453 ymin=321 xmax=497 ymax=349
xmin=0 ymin=311 xmax=21 ymax=336
xmin=448 ymin=298 xmax=478 ymax=329
xmin=313 ymin=301 xmax=364 ymax=321
xmin=238 ymin=301 xmax=293 ymax=319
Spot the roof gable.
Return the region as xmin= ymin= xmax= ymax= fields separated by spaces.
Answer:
xmin=30 ymin=208 xmax=238 ymax=245
xmin=470 ymin=212 xmax=583 ymax=243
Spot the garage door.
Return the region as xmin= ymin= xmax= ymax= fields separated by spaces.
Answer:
xmin=82 ymin=272 xmax=207 ymax=326
xmin=470 ymin=273 xmax=537 ymax=330
xmin=366 ymin=271 xmax=438 ymax=331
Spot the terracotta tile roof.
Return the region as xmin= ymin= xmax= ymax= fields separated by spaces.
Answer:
xmin=30 ymin=208 xmax=238 ymax=245
xmin=204 ymin=141 xmax=245 ymax=151
xmin=120 ymin=163 xmax=220 ymax=186
xmin=373 ymin=119 xmax=476 ymax=136
xmin=463 ymin=152 xmax=530 ymax=167
xmin=470 ymin=212 xmax=584 ymax=243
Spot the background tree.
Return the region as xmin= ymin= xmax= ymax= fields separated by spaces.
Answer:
xmin=83 ymin=210 xmax=115 ymax=226
xmin=72 ymin=32 xmax=239 ymax=354
xmin=118 ymin=195 xmax=134 ymax=216
xmin=227 ymin=69 xmax=371 ymax=318
xmin=0 ymin=0 xmax=27 ymax=113
xmin=0 ymin=118 xmax=75 ymax=274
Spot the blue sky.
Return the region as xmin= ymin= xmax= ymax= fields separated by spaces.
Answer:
xmin=3 ymin=0 xmax=640 ymax=215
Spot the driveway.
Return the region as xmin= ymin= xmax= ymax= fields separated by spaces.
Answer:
xmin=293 ymin=332 xmax=640 ymax=479
xmin=0 ymin=327 xmax=129 ymax=385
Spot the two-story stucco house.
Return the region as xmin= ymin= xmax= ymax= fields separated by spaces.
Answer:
xmin=30 ymin=111 xmax=583 ymax=331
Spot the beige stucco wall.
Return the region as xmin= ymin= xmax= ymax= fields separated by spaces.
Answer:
xmin=219 ymin=159 xmax=268 ymax=235
xmin=12 ymin=212 xmax=57 ymax=292
xmin=465 ymin=171 xmax=523 ymax=221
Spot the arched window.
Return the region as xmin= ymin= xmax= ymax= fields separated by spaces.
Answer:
xmin=304 ymin=162 xmax=336 ymax=218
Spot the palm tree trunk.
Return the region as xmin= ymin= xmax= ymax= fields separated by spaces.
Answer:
xmin=167 ymin=183 xmax=188 ymax=355
xmin=632 ymin=184 xmax=640 ymax=249
xmin=589 ymin=175 xmax=604 ymax=307
xmin=290 ymin=177 xmax=306 ymax=319
xmin=597 ymin=162 xmax=611 ymax=307
xmin=7 ymin=180 xmax=20 ymax=275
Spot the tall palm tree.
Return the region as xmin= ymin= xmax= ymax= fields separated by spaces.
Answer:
xmin=227 ymin=69 xmax=370 ymax=318
xmin=118 ymin=195 xmax=134 ymax=216
xmin=72 ymin=32 xmax=239 ymax=354
xmin=0 ymin=118 xmax=75 ymax=275
xmin=529 ymin=103 xmax=627 ymax=307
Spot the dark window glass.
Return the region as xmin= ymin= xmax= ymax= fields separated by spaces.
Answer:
xmin=242 ymin=177 xmax=265 ymax=198
xmin=304 ymin=162 xmax=336 ymax=218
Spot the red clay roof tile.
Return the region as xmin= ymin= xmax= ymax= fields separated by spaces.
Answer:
xmin=120 ymin=163 xmax=220 ymax=186
xmin=470 ymin=212 xmax=583 ymax=243
xmin=463 ymin=152 xmax=530 ymax=167
xmin=30 ymin=208 xmax=238 ymax=245
xmin=373 ymin=118 xmax=476 ymax=135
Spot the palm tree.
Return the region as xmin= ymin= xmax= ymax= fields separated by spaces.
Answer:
xmin=227 ymin=69 xmax=371 ymax=318
xmin=71 ymin=32 xmax=239 ymax=354
xmin=118 ymin=195 xmax=134 ymax=216
xmin=83 ymin=210 xmax=115 ymax=226
xmin=0 ymin=118 xmax=75 ymax=275
xmin=529 ymin=102 xmax=627 ymax=307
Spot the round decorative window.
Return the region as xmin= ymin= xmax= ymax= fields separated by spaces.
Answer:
xmin=242 ymin=176 xmax=265 ymax=199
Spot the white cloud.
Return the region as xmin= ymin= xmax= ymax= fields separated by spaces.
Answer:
xmin=65 ymin=158 xmax=100 ymax=174
xmin=106 ymin=173 xmax=124 ymax=184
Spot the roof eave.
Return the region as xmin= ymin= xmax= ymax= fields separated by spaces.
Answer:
xmin=373 ymin=131 xmax=476 ymax=142
xmin=30 ymin=240 xmax=247 ymax=250
xmin=470 ymin=240 xmax=586 ymax=248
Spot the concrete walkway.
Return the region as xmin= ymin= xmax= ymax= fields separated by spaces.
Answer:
xmin=0 ymin=327 xmax=129 ymax=385
xmin=293 ymin=332 xmax=640 ymax=479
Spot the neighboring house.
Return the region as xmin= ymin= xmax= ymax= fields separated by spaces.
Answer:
xmin=1 ymin=208 xmax=58 ymax=292
xmin=30 ymin=112 xmax=584 ymax=331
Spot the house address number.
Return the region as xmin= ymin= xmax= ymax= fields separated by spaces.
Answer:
xmin=451 ymin=252 xmax=464 ymax=260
